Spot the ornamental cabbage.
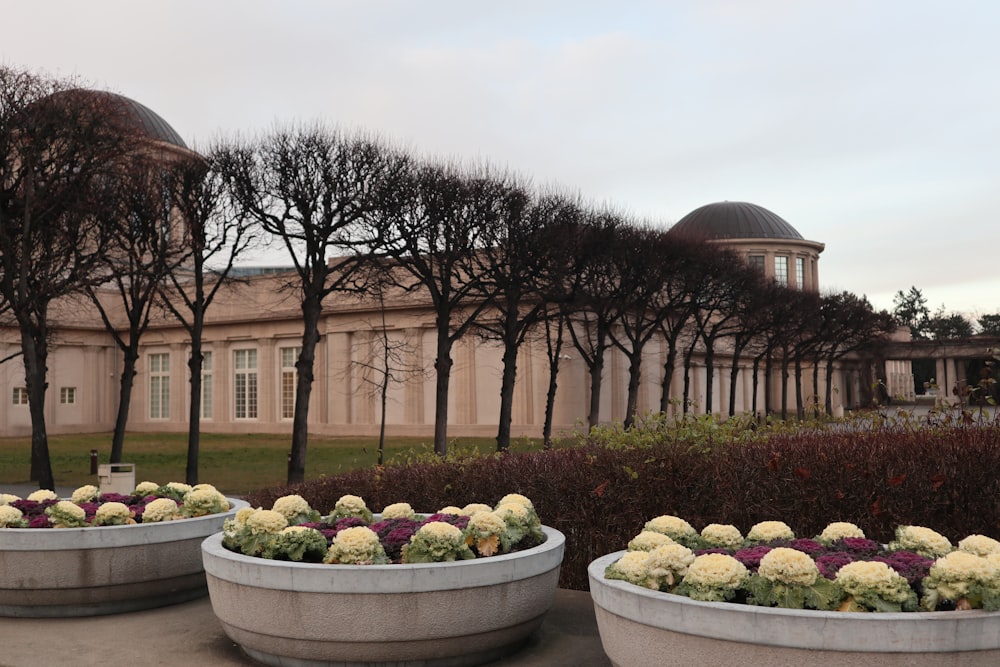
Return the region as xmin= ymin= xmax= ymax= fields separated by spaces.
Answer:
xmin=324 ymin=526 xmax=389 ymax=565
xmin=403 ymin=521 xmax=475 ymax=563
xmin=835 ymin=560 xmax=917 ymax=612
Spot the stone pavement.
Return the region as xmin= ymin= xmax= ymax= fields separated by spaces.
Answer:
xmin=0 ymin=588 xmax=611 ymax=667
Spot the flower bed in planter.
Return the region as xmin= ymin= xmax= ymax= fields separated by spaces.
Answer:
xmin=0 ymin=482 xmax=247 ymax=617
xmin=588 ymin=516 xmax=1000 ymax=666
xmin=203 ymin=494 xmax=566 ymax=666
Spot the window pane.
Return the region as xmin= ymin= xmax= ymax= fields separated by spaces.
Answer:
xmin=774 ymin=256 xmax=788 ymax=286
xmin=149 ymin=353 xmax=170 ymax=419
xmin=201 ymin=351 xmax=213 ymax=419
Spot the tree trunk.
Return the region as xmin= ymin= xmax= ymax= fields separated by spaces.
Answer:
xmin=728 ymin=349 xmax=742 ymax=418
xmin=20 ymin=321 xmax=54 ymax=490
xmin=752 ymin=355 xmax=762 ymax=416
xmin=682 ymin=346 xmax=693 ymax=415
xmin=659 ymin=345 xmax=678 ymax=413
xmin=794 ymin=355 xmax=804 ymax=420
xmin=109 ymin=343 xmax=140 ymax=464
xmin=186 ymin=327 xmax=204 ymax=485
xmin=585 ymin=327 xmax=607 ymax=429
xmin=623 ymin=349 xmax=642 ymax=429
xmin=812 ymin=356 xmax=822 ymax=418
xmin=433 ymin=318 xmax=454 ymax=457
xmin=764 ymin=351 xmax=774 ymax=416
xmin=703 ymin=341 xmax=715 ymax=414
xmin=780 ymin=349 xmax=790 ymax=420
xmin=495 ymin=336 xmax=519 ymax=452
xmin=542 ymin=316 xmax=564 ymax=449
xmin=288 ymin=296 xmax=321 ymax=484
xmin=824 ymin=358 xmax=836 ymax=414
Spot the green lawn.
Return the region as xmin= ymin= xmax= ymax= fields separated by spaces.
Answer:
xmin=0 ymin=432 xmax=543 ymax=495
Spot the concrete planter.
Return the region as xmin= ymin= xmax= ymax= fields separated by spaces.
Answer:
xmin=202 ymin=525 xmax=566 ymax=667
xmin=0 ymin=498 xmax=248 ymax=617
xmin=589 ymin=550 xmax=1000 ymax=667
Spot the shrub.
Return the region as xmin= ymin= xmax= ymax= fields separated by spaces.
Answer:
xmin=247 ymin=421 xmax=1000 ymax=590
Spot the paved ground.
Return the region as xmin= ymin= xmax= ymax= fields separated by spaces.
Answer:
xmin=0 ymin=588 xmax=611 ymax=667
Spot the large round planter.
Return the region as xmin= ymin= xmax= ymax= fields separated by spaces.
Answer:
xmin=589 ymin=551 xmax=1000 ymax=666
xmin=202 ymin=525 xmax=566 ymax=667
xmin=0 ymin=497 xmax=248 ymax=617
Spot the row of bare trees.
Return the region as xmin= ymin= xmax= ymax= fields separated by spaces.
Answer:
xmin=1 ymin=66 xmax=895 ymax=489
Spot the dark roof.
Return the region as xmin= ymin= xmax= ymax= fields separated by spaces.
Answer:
xmin=44 ymin=89 xmax=188 ymax=149
xmin=118 ymin=95 xmax=188 ymax=149
xmin=669 ymin=201 xmax=804 ymax=241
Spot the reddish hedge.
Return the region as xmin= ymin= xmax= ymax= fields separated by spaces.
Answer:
xmin=246 ymin=423 xmax=1000 ymax=590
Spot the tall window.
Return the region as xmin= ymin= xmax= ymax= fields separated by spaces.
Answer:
xmin=795 ymin=257 xmax=805 ymax=290
xmin=149 ymin=353 xmax=170 ymax=419
xmin=234 ymin=349 xmax=258 ymax=419
xmin=201 ymin=351 xmax=213 ymax=419
xmin=774 ymin=256 xmax=788 ymax=287
xmin=12 ymin=387 xmax=27 ymax=405
xmin=60 ymin=387 xmax=76 ymax=405
xmin=747 ymin=254 xmax=765 ymax=272
xmin=280 ymin=346 xmax=301 ymax=419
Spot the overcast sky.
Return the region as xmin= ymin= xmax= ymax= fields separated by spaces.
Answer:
xmin=4 ymin=1 xmax=998 ymax=319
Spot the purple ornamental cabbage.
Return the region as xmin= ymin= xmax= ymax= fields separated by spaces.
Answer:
xmin=815 ymin=552 xmax=856 ymax=579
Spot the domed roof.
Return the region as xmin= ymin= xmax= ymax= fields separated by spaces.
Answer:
xmin=43 ymin=89 xmax=188 ymax=149
xmin=670 ymin=201 xmax=803 ymax=241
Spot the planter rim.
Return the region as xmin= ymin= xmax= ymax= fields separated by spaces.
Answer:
xmin=203 ymin=524 xmax=565 ymax=594
xmin=589 ymin=550 xmax=1000 ymax=653
xmin=1 ymin=497 xmax=249 ymax=550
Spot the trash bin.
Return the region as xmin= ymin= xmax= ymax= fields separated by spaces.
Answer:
xmin=97 ymin=463 xmax=136 ymax=495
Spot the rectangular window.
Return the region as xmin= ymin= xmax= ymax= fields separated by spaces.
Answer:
xmin=12 ymin=387 xmax=27 ymax=405
xmin=774 ymin=256 xmax=788 ymax=287
xmin=795 ymin=257 xmax=805 ymax=290
xmin=234 ymin=349 xmax=258 ymax=420
xmin=149 ymin=353 xmax=170 ymax=419
xmin=280 ymin=346 xmax=301 ymax=420
xmin=747 ymin=254 xmax=765 ymax=272
xmin=201 ymin=351 xmax=213 ymax=420
xmin=59 ymin=387 xmax=76 ymax=405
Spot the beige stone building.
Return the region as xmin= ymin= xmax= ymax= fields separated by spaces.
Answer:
xmin=0 ymin=94 xmax=899 ymax=440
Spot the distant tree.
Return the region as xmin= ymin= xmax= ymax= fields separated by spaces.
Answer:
xmin=562 ymin=211 xmax=628 ymax=428
xmin=724 ymin=275 xmax=778 ymax=417
xmin=160 ymin=149 xmax=256 ymax=484
xmin=218 ymin=125 xmax=407 ymax=483
xmin=814 ymin=291 xmax=894 ymax=415
xmin=606 ymin=229 xmax=711 ymax=426
xmin=472 ymin=186 xmax=577 ymax=451
xmin=892 ymin=286 xmax=930 ymax=339
xmin=346 ymin=282 xmax=426 ymax=465
xmin=369 ymin=161 xmax=502 ymax=456
xmin=978 ymin=313 xmax=1000 ymax=336
xmin=688 ymin=248 xmax=763 ymax=415
xmin=656 ymin=241 xmax=710 ymax=414
xmin=0 ymin=67 xmax=141 ymax=489
xmin=87 ymin=154 xmax=190 ymax=465
xmin=926 ymin=306 xmax=974 ymax=339
xmin=529 ymin=200 xmax=589 ymax=447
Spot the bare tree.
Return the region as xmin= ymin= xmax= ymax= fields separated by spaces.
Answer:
xmin=816 ymin=291 xmax=895 ymax=415
xmin=0 ymin=68 xmax=141 ymax=489
xmin=369 ymin=161 xmax=504 ymax=456
xmin=563 ymin=211 xmax=628 ymax=428
xmin=472 ymin=186 xmax=582 ymax=451
xmin=87 ymin=154 xmax=190 ymax=464
xmin=159 ymin=149 xmax=256 ymax=484
xmin=217 ymin=124 xmax=408 ymax=483
xmin=725 ymin=278 xmax=780 ymax=417
xmin=607 ymin=229 xmax=712 ymax=427
xmin=345 ymin=283 xmax=427 ymax=464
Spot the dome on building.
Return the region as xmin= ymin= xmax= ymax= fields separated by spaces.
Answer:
xmin=42 ymin=89 xmax=188 ymax=149
xmin=670 ymin=201 xmax=803 ymax=241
